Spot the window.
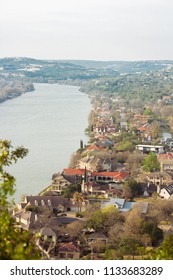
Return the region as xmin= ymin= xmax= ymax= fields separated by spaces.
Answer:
xmin=34 ymin=200 xmax=38 ymax=206
xmin=41 ymin=200 xmax=45 ymax=206
xmin=59 ymin=253 xmax=66 ymax=259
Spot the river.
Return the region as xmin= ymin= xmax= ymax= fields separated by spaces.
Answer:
xmin=0 ymin=83 xmax=91 ymax=202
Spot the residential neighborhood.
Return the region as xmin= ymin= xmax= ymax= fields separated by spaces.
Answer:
xmin=10 ymin=90 xmax=173 ymax=260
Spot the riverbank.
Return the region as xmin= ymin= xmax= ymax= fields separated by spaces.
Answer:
xmin=0 ymin=80 xmax=35 ymax=104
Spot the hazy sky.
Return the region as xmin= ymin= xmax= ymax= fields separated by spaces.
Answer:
xmin=0 ymin=0 xmax=173 ymax=61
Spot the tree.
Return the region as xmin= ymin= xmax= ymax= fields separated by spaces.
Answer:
xmin=142 ymin=152 xmax=160 ymax=172
xmin=65 ymin=220 xmax=85 ymax=239
xmin=86 ymin=205 xmax=124 ymax=235
xmin=125 ymin=152 xmax=144 ymax=175
xmin=147 ymin=121 xmax=160 ymax=139
xmin=122 ymin=185 xmax=133 ymax=200
xmin=149 ymin=234 xmax=173 ymax=260
xmin=143 ymin=107 xmax=153 ymax=116
xmin=140 ymin=220 xmax=163 ymax=246
xmin=0 ymin=140 xmax=40 ymax=259
xmin=124 ymin=208 xmax=143 ymax=238
xmin=124 ymin=178 xmax=141 ymax=197
xmin=73 ymin=192 xmax=84 ymax=214
xmin=118 ymin=237 xmax=143 ymax=259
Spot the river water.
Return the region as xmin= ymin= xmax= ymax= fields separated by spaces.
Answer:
xmin=0 ymin=83 xmax=91 ymax=202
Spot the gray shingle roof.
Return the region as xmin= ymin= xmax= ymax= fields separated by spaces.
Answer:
xmin=165 ymin=184 xmax=173 ymax=195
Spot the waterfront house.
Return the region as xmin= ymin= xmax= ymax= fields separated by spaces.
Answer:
xmin=17 ymin=195 xmax=71 ymax=212
xmin=77 ymin=156 xmax=102 ymax=172
xmin=51 ymin=173 xmax=72 ymax=194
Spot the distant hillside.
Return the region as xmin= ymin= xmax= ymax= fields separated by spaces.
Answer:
xmin=0 ymin=57 xmax=119 ymax=83
xmin=59 ymin=59 xmax=173 ymax=73
xmin=1 ymin=57 xmax=173 ymax=103
xmin=1 ymin=57 xmax=173 ymax=82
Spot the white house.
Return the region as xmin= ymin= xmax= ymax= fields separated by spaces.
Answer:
xmin=159 ymin=184 xmax=173 ymax=199
xmin=136 ymin=144 xmax=164 ymax=154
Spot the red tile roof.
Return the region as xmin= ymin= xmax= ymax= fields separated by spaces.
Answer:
xmin=158 ymin=153 xmax=173 ymax=160
xmin=137 ymin=126 xmax=147 ymax=131
xmin=86 ymin=145 xmax=105 ymax=151
xmin=63 ymin=169 xmax=129 ymax=180
xmin=63 ymin=168 xmax=90 ymax=176
xmin=92 ymin=171 xmax=129 ymax=180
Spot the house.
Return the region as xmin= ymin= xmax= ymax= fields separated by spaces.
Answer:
xmin=77 ymin=156 xmax=112 ymax=172
xmin=141 ymin=182 xmax=158 ymax=197
xmin=86 ymin=144 xmax=105 ymax=152
xmin=77 ymin=156 xmax=103 ymax=172
xmin=101 ymin=198 xmax=135 ymax=212
xmin=159 ymin=184 xmax=173 ymax=199
xmin=14 ymin=210 xmax=39 ymax=231
xmin=63 ymin=169 xmax=129 ymax=184
xmin=120 ymin=121 xmax=128 ymax=130
xmin=82 ymin=181 xmax=122 ymax=197
xmin=40 ymin=227 xmax=57 ymax=243
xmin=101 ymin=198 xmax=149 ymax=214
xmin=136 ymin=144 xmax=165 ymax=154
xmin=17 ymin=195 xmax=71 ymax=212
xmin=165 ymin=138 xmax=173 ymax=149
xmin=137 ymin=123 xmax=149 ymax=133
xmin=51 ymin=173 xmax=71 ymax=193
xmin=57 ymin=242 xmax=80 ymax=260
xmin=132 ymin=202 xmax=149 ymax=214
xmin=102 ymin=159 xmax=112 ymax=171
xmin=87 ymin=232 xmax=108 ymax=244
xmin=146 ymin=171 xmax=173 ymax=187
xmin=92 ymin=171 xmax=129 ymax=183
xmin=158 ymin=153 xmax=173 ymax=172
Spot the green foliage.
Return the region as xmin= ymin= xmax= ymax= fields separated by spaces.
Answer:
xmin=124 ymin=178 xmax=141 ymax=196
xmin=118 ymin=237 xmax=143 ymax=259
xmin=140 ymin=220 xmax=163 ymax=246
xmin=0 ymin=212 xmax=40 ymax=259
xmin=143 ymin=107 xmax=153 ymax=116
xmin=104 ymin=248 xmax=120 ymax=260
xmin=62 ymin=184 xmax=81 ymax=198
xmin=116 ymin=140 xmax=135 ymax=152
xmin=142 ymin=152 xmax=160 ymax=172
xmin=0 ymin=140 xmax=28 ymax=206
xmin=80 ymin=70 xmax=173 ymax=103
xmin=86 ymin=205 xmax=124 ymax=235
xmin=124 ymin=177 xmax=141 ymax=196
xmin=149 ymin=234 xmax=173 ymax=260
xmin=0 ymin=140 xmax=41 ymax=259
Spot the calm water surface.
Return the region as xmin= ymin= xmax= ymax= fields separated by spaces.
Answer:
xmin=0 ymin=83 xmax=91 ymax=202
